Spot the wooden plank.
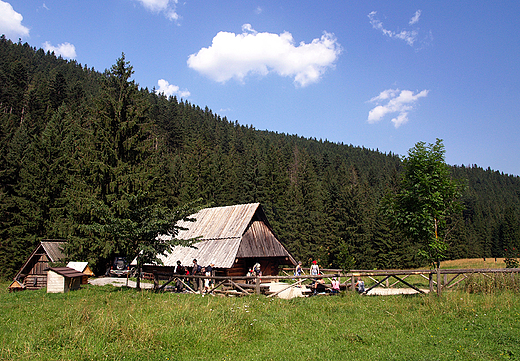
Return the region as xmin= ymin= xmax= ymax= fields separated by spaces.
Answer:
xmin=390 ymin=274 xmax=410 ymax=288
xmin=445 ymin=273 xmax=469 ymax=289
xmin=392 ymin=275 xmax=425 ymax=294
xmin=364 ymin=276 xmax=391 ymax=294
xmin=228 ymin=280 xmax=250 ymax=295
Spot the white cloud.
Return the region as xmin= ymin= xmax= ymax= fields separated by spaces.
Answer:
xmin=255 ymin=6 xmax=262 ymax=15
xmin=368 ymin=10 xmax=424 ymax=47
xmin=155 ymin=79 xmax=190 ymax=98
xmin=0 ymin=0 xmax=30 ymax=40
xmin=187 ymin=24 xmax=341 ymax=87
xmin=367 ymin=88 xmax=429 ymax=128
xmin=134 ymin=0 xmax=179 ymax=21
xmin=409 ymin=10 xmax=421 ymax=25
xmin=42 ymin=41 xmax=77 ymax=59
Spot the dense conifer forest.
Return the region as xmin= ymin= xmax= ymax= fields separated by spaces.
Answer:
xmin=1 ymin=38 xmax=519 ymax=278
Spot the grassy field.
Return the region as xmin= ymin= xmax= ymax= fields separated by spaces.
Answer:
xmin=440 ymin=258 xmax=507 ymax=269
xmin=1 ymin=280 xmax=519 ymax=361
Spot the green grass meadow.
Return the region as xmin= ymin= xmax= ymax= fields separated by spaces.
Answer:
xmin=1 ymin=281 xmax=519 ymax=361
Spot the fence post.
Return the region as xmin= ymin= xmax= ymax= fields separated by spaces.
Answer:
xmin=436 ymin=267 xmax=442 ymax=296
xmin=429 ymin=272 xmax=433 ymax=293
xmin=153 ymin=271 xmax=158 ymax=290
xmin=255 ymin=276 xmax=261 ymax=295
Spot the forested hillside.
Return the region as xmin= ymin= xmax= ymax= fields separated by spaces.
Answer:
xmin=1 ymin=38 xmax=519 ymax=278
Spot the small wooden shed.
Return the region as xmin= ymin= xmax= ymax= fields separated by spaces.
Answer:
xmin=46 ymin=267 xmax=85 ymax=293
xmin=10 ymin=240 xmax=67 ymax=291
xmin=66 ymin=262 xmax=95 ymax=284
xmin=143 ymin=203 xmax=296 ymax=278
xmin=7 ymin=280 xmax=25 ymax=292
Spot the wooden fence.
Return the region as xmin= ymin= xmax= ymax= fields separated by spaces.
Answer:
xmin=150 ymin=268 xmax=520 ymax=296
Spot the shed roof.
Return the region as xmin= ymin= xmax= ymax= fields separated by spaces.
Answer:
xmin=48 ymin=267 xmax=85 ymax=278
xmin=66 ymin=262 xmax=88 ymax=272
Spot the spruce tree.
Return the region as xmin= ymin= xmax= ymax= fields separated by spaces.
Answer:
xmin=66 ymin=54 xmax=155 ymax=273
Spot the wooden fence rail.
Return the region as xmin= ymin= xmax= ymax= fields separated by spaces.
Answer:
xmin=151 ymin=268 xmax=520 ymax=296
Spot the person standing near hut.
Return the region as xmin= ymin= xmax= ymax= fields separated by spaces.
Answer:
xmin=295 ymin=261 xmax=303 ymax=276
xmin=310 ymin=260 xmax=320 ymax=276
xmin=204 ymin=262 xmax=214 ymax=293
xmin=192 ymin=259 xmax=201 ymax=292
xmin=310 ymin=260 xmax=320 ymax=288
xmin=253 ymin=263 xmax=262 ymax=277
xmin=174 ymin=260 xmax=185 ymax=292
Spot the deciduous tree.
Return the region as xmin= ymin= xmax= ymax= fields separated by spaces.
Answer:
xmin=382 ymin=139 xmax=465 ymax=268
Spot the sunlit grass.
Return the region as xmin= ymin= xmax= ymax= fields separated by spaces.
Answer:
xmin=1 ymin=282 xmax=519 ymax=360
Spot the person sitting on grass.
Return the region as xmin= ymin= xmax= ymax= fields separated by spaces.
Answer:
xmin=312 ymin=278 xmax=326 ymax=295
xmin=355 ymin=277 xmax=365 ymax=294
xmin=331 ymin=277 xmax=340 ymax=294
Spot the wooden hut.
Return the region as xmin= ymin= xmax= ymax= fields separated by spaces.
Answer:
xmin=46 ymin=267 xmax=85 ymax=293
xmin=66 ymin=262 xmax=95 ymax=284
xmin=143 ymin=203 xmax=296 ymax=278
xmin=10 ymin=240 xmax=67 ymax=291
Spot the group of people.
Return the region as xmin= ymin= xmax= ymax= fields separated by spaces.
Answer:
xmin=295 ymin=260 xmax=366 ymax=295
xmin=173 ymin=259 xmax=215 ymax=293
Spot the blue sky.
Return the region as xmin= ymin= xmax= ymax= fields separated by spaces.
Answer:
xmin=2 ymin=1 xmax=520 ymax=176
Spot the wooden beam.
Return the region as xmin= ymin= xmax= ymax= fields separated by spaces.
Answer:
xmin=228 ymin=280 xmax=250 ymax=295
xmin=364 ymin=276 xmax=391 ymax=294
xmin=390 ymin=274 xmax=410 ymax=288
xmin=445 ymin=274 xmax=468 ymax=289
xmin=392 ymin=275 xmax=425 ymax=294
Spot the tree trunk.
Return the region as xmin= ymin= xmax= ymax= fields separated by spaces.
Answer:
xmin=136 ymin=261 xmax=141 ymax=290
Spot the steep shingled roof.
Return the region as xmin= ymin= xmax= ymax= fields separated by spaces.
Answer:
xmin=175 ymin=203 xmax=263 ymax=240
xmin=41 ymin=241 xmax=67 ymax=262
xmin=151 ymin=203 xmax=295 ymax=269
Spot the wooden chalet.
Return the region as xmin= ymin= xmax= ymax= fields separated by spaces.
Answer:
xmin=10 ymin=240 xmax=67 ymax=291
xmin=46 ymin=267 xmax=85 ymax=293
xmin=143 ymin=203 xmax=296 ymax=278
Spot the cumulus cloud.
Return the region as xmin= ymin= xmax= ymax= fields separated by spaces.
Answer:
xmin=42 ymin=41 xmax=77 ymax=59
xmin=155 ymin=79 xmax=190 ymax=98
xmin=367 ymin=88 xmax=429 ymax=128
xmin=187 ymin=24 xmax=342 ymax=87
xmin=0 ymin=0 xmax=30 ymax=40
xmin=134 ymin=0 xmax=180 ymax=21
xmin=368 ymin=10 xmax=425 ymax=47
